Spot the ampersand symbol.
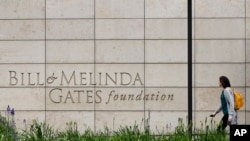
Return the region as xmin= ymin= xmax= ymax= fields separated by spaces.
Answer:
xmin=47 ymin=73 xmax=57 ymax=84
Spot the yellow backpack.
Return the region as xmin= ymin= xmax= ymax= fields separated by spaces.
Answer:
xmin=232 ymin=89 xmax=244 ymax=110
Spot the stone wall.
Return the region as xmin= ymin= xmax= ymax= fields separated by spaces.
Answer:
xmin=0 ymin=0 xmax=249 ymax=133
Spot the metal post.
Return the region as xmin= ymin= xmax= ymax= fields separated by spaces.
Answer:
xmin=188 ymin=0 xmax=192 ymax=135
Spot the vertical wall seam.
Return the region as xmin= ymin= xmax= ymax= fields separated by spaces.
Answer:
xmin=193 ymin=0 xmax=196 ymax=127
xmin=245 ymin=0 xmax=247 ymax=124
xmin=45 ymin=0 xmax=47 ymax=124
xmin=94 ymin=0 xmax=96 ymax=133
xmin=144 ymin=0 xmax=147 ymax=130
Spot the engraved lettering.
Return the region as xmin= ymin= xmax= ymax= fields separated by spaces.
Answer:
xmin=60 ymin=71 xmax=77 ymax=86
xmin=9 ymin=71 xmax=18 ymax=85
xmin=49 ymin=88 xmax=62 ymax=103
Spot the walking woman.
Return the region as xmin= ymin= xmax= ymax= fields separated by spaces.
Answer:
xmin=210 ymin=76 xmax=238 ymax=131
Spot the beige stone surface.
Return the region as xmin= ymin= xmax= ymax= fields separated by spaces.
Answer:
xmin=46 ymin=111 xmax=94 ymax=133
xmin=145 ymin=40 xmax=187 ymax=63
xmin=195 ymin=0 xmax=245 ymax=18
xmin=0 ymin=88 xmax=45 ymax=110
xmin=195 ymin=64 xmax=245 ymax=87
xmin=145 ymin=64 xmax=187 ymax=87
xmin=96 ymin=40 xmax=144 ymax=63
xmin=247 ymin=0 xmax=250 ymax=17
xmin=0 ymin=41 xmax=45 ymax=63
xmin=96 ymin=0 xmax=144 ymax=18
xmin=195 ymin=19 xmax=245 ymax=39
xmin=247 ymin=40 xmax=250 ymax=62
xmin=46 ymin=41 xmax=94 ymax=63
xmin=95 ymin=88 xmax=144 ymax=110
xmin=46 ymin=0 xmax=94 ymax=18
xmin=247 ymin=65 xmax=250 ymax=87
xmin=0 ymin=64 xmax=45 ymax=87
xmin=195 ymin=40 xmax=245 ymax=63
xmin=145 ymin=19 xmax=187 ymax=39
xmin=46 ymin=64 xmax=94 ymax=87
xmin=46 ymin=20 xmax=94 ymax=39
xmin=95 ymin=111 xmax=144 ymax=132
xmin=96 ymin=19 xmax=144 ymax=39
xmin=245 ymin=88 xmax=250 ymax=110
xmin=95 ymin=64 xmax=144 ymax=87
xmin=46 ymin=88 xmax=94 ymax=110
xmin=148 ymin=111 xmax=188 ymax=133
xmin=195 ymin=88 xmax=221 ymax=111
xmin=145 ymin=88 xmax=188 ymax=111
xmin=0 ymin=20 xmax=45 ymax=40
xmin=145 ymin=0 xmax=187 ymax=18
xmin=247 ymin=18 xmax=250 ymax=38
xmin=0 ymin=0 xmax=45 ymax=19
xmin=247 ymin=112 xmax=250 ymax=124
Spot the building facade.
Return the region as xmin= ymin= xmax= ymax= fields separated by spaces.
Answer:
xmin=0 ymin=0 xmax=249 ymax=133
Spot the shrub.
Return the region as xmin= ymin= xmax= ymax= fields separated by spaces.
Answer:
xmin=0 ymin=105 xmax=18 ymax=141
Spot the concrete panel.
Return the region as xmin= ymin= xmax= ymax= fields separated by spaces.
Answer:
xmin=46 ymin=64 xmax=94 ymax=87
xmin=46 ymin=20 xmax=94 ymax=39
xmin=95 ymin=88 xmax=144 ymax=111
xmin=195 ymin=19 xmax=245 ymax=39
xmin=195 ymin=0 xmax=245 ymax=18
xmin=195 ymin=40 xmax=245 ymax=63
xmin=195 ymin=88 xmax=221 ymax=111
xmin=247 ymin=112 xmax=250 ymax=124
xmin=0 ymin=41 xmax=45 ymax=63
xmin=247 ymin=40 xmax=250 ymax=62
xmin=46 ymin=41 xmax=94 ymax=63
xmin=247 ymin=64 xmax=250 ymax=86
xmin=95 ymin=64 xmax=144 ymax=87
xmin=148 ymin=111 xmax=188 ymax=133
xmin=96 ymin=19 xmax=144 ymax=39
xmin=0 ymin=88 xmax=45 ymax=110
xmin=247 ymin=0 xmax=250 ymax=17
xmin=145 ymin=64 xmax=187 ymax=87
xmin=0 ymin=64 xmax=45 ymax=87
xmin=145 ymin=0 xmax=187 ymax=18
xmin=247 ymin=18 xmax=250 ymax=39
xmin=95 ymin=0 xmax=144 ymax=18
xmin=195 ymin=64 xmax=245 ymax=87
xmin=96 ymin=40 xmax=144 ymax=63
xmin=0 ymin=0 xmax=44 ymax=19
xmin=145 ymin=88 xmax=188 ymax=111
xmin=145 ymin=40 xmax=187 ymax=63
xmin=246 ymin=88 xmax=250 ymax=111
xmin=46 ymin=111 xmax=94 ymax=133
xmin=95 ymin=111 xmax=144 ymax=132
xmin=46 ymin=88 xmax=94 ymax=110
xmin=145 ymin=19 xmax=187 ymax=39
xmin=46 ymin=0 xmax=94 ymax=18
xmin=0 ymin=20 xmax=45 ymax=40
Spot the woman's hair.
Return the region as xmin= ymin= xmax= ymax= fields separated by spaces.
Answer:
xmin=219 ymin=76 xmax=231 ymax=88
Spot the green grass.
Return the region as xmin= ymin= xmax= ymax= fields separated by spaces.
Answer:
xmin=0 ymin=115 xmax=229 ymax=141
xmin=0 ymin=107 xmax=229 ymax=141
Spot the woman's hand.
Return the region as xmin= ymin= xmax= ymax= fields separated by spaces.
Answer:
xmin=228 ymin=115 xmax=233 ymax=124
xmin=210 ymin=112 xmax=216 ymax=117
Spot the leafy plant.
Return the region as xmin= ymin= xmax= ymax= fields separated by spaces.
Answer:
xmin=1 ymin=106 xmax=230 ymax=141
xmin=0 ymin=105 xmax=18 ymax=141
